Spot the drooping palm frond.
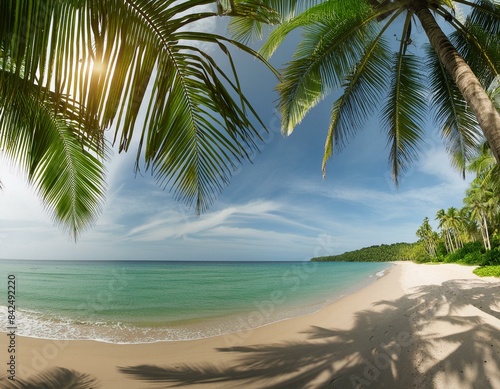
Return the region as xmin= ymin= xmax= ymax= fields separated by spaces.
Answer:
xmin=426 ymin=45 xmax=483 ymax=174
xmin=265 ymin=0 xmax=376 ymax=135
xmin=450 ymin=22 xmax=500 ymax=88
xmin=464 ymin=0 xmax=500 ymax=34
xmin=322 ymin=20 xmax=394 ymax=177
xmin=0 ymin=70 xmax=107 ymax=239
xmin=227 ymin=0 xmax=322 ymax=43
xmin=1 ymin=0 xmax=279 ymax=234
xmin=382 ymin=13 xmax=427 ymax=184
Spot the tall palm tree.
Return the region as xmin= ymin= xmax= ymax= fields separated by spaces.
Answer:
xmin=464 ymin=179 xmax=497 ymax=250
xmin=416 ymin=216 xmax=438 ymax=256
xmin=0 ymin=0 xmax=279 ymax=238
xmin=436 ymin=208 xmax=456 ymax=252
xmin=232 ymin=0 xmax=500 ymax=181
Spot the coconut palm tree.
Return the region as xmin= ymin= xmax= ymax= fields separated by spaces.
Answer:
xmin=436 ymin=208 xmax=456 ymax=252
xmin=464 ymin=179 xmax=498 ymax=250
xmin=416 ymin=216 xmax=438 ymax=256
xmin=0 ymin=0 xmax=279 ymax=238
xmin=231 ymin=0 xmax=500 ymax=181
xmin=446 ymin=206 xmax=465 ymax=249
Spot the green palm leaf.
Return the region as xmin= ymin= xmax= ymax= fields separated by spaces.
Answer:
xmin=0 ymin=71 xmax=107 ymax=239
xmin=270 ymin=0 xmax=375 ymax=134
xmin=426 ymin=45 xmax=483 ymax=173
xmin=322 ymin=23 xmax=393 ymax=176
xmin=255 ymin=0 xmax=500 ymax=183
xmin=228 ymin=0 xmax=323 ymax=43
xmin=381 ymin=13 xmax=427 ymax=184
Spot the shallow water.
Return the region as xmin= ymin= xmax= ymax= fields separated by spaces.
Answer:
xmin=0 ymin=260 xmax=391 ymax=343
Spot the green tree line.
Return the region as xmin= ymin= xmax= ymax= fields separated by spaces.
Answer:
xmin=311 ymin=242 xmax=419 ymax=263
xmin=416 ymin=143 xmax=500 ymax=277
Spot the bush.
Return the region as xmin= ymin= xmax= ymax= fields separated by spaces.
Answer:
xmin=444 ymin=241 xmax=485 ymax=264
xmin=482 ymin=247 xmax=500 ymax=266
xmin=460 ymin=251 xmax=484 ymax=265
xmin=473 ymin=265 xmax=500 ymax=277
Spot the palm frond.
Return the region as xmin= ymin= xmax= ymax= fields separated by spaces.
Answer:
xmin=382 ymin=14 xmax=427 ymax=184
xmin=270 ymin=0 xmax=376 ymax=134
xmin=426 ymin=45 xmax=483 ymax=174
xmin=227 ymin=0 xmax=323 ymax=43
xmin=466 ymin=0 xmax=500 ymax=35
xmin=450 ymin=21 xmax=500 ymax=87
xmin=0 ymin=70 xmax=107 ymax=239
xmin=322 ymin=22 xmax=394 ymax=177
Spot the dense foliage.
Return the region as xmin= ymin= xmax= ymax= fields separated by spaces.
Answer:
xmin=415 ymin=143 xmax=500 ymax=276
xmin=311 ymin=242 xmax=418 ymax=262
xmin=473 ymin=265 xmax=500 ymax=277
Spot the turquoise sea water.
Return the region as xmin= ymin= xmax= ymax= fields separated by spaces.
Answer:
xmin=0 ymin=260 xmax=391 ymax=343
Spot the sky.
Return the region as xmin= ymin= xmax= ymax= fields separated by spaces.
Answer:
xmin=0 ymin=5 xmax=475 ymax=261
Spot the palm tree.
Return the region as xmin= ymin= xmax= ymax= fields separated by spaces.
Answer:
xmin=436 ymin=208 xmax=456 ymax=253
xmin=416 ymin=216 xmax=438 ymax=256
xmin=464 ymin=179 xmax=497 ymax=250
xmin=458 ymin=205 xmax=478 ymax=243
xmin=0 ymin=0 xmax=279 ymax=238
xmin=232 ymin=0 xmax=500 ymax=180
xmin=446 ymin=207 xmax=465 ymax=249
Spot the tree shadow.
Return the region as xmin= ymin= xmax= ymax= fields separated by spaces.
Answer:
xmin=119 ymin=280 xmax=500 ymax=388
xmin=0 ymin=367 xmax=100 ymax=389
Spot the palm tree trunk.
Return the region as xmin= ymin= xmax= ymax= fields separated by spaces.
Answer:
xmin=480 ymin=224 xmax=488 ymax=250
xmin=448 ymin=230 xmax=456 ymax=252
xmin=482 ymin=213 xmax=491 ymax=250
xmin=415 ymin=6 xmax=500 ymax=165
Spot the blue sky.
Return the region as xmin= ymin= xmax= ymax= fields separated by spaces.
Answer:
xmin=0 ymin=6 xmax=474 ymax=261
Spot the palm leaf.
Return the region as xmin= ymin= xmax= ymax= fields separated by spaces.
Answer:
xmin=381 ymin=14 xmax=427 ymax=184
xmin=322 ymin=20 xmax=394 ymax=176
xmin=0 ymin=70 xmax=107 ymax=239
xmin=450 ymin=22 xmax=500 ymax=88
xmin=465 ymin=0 xmax=500 ymax=35
xmin=269 ymin=0 xmax=376 ymax=134
xmin=426 ymin=45 xmax=483 ymax=174
xmin=228 ymin=0 xmax=322 ymax=43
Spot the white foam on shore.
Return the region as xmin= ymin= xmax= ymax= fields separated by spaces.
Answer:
xmin=0 ymin=300 xmax=340 ymax=344
xmin=376 ymin=270 xmax=386 ymax=278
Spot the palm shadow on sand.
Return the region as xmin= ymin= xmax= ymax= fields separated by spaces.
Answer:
xmin=0 ymin=367 xmax=99 ymax=389
xmin=119 ymin=280 xmax=500 ymax=388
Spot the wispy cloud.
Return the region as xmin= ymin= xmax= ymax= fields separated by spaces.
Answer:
xmin=127 ymin=200 xmax=282 ymax=241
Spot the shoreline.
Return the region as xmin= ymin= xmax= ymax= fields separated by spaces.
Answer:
xmin=2 ymin=262 xmax=500 ymax=388
xmin=0 ymin=262 xmax=392 ymax=345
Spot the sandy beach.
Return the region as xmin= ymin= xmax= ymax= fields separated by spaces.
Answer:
xmin=2 ymin=261 xmax=499 ymax=388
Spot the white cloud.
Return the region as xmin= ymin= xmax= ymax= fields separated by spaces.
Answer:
xmin=127 ymin=200 xmax=281 ymax=241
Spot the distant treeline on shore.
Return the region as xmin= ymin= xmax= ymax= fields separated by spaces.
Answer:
xmin=311 ymin=242 xmax=416 ymax=262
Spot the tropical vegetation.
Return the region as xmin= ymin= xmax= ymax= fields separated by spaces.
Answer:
xmin=415 ymin=143 xmax=500 ymax=276
xmin=0 ymin=0 xmax=281 ymax=239
xmin=311 ymin=242 xmax=418 ymax=262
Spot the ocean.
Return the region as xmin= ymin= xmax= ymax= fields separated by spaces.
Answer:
xmin=0 ymin=260 xmax=391 ymax=343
